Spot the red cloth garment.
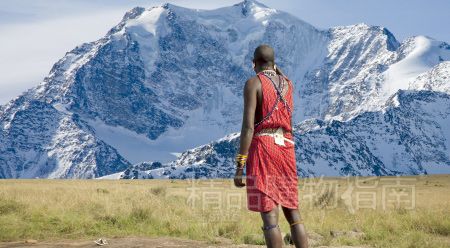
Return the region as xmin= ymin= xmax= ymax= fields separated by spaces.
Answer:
xmin=245 ymin=71 xmax=298 ymax=212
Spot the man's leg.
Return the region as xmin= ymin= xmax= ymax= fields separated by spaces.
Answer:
xmin=260 ymin=205 xmax=283 ymax=248
xmin=281 ymin=206 xmax=309 ymax=248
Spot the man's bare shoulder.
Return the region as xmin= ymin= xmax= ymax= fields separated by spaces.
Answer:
xmin=244 ymin=76 xmax=261 ymax=91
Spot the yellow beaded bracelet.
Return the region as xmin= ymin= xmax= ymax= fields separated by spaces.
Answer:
xmin=235 ymin=153 xmax=248 ymax=169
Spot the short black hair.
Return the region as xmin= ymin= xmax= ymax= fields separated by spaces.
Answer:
xmin=253 ymin=44 xmax=275 ymax=67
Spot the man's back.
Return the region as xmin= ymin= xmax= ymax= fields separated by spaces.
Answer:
xmin=248 ymin=72 xmax=291 ymax=128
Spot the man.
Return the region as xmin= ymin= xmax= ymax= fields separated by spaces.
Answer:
xmin=234 ymin=44 xmax=309 ymax=248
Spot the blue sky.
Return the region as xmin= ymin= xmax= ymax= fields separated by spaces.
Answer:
xmin=0 ymin=0 xmax=448 ymax=104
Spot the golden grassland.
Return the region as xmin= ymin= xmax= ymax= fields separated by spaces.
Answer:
xmin=0 ymin=174 xmax=449 ymax=247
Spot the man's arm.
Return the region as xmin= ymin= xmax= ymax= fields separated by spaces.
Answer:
xmin=234 ymin=78 xmax=257 ymax=187
xmin=238 ymin=78 xmax=258 ymax=155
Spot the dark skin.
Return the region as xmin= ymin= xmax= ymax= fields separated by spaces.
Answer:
xmin=233 ymin=71 xmax=261 ymax=188
xmin=234 ymin=62 xmax=309 ymax=248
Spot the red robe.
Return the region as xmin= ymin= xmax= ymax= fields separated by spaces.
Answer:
xmin=245 ymin=72 xmax=298 ymax=212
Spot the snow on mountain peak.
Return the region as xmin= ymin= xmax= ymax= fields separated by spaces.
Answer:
xmin=381 ymin=35 xmax=450 ymax=97
xmin=234 ymin=0 xmax=270 ymax=9
xmin=233 ymin=0 xmax=273 ymax=17
xmin=408 ymin=61 xmax=450 ymax=94
xmin=2 ymin=1 xmax=450 ymax=179
xmin=123 ymin=6 xmax=166 ymax=36
xmin=330 ymin=23 xmax=400 ymax=50
xmin=106 ymin=6 xmax=146 ymax=36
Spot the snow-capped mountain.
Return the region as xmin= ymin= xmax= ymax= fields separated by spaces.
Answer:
xmin=1 ymin=0 xmax=449 ymax=178
xmin=103 ymin=88 xmax=450 ymax=179
xmin=0 ymin=99 xmax=130 ymax=178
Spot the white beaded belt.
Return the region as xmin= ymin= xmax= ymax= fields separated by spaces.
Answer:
xmin=254 ymin=127 xmax=294 ymax=146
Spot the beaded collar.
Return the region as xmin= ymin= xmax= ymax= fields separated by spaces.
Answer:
xmin=260 ymin=69 xmax=276 ymax=77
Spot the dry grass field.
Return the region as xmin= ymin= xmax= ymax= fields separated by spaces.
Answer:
xmin=0 ymin=174 xmax=449 ymax=247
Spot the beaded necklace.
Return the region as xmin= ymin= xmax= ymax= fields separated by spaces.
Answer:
xmin=261 ymin=69 xmax=277 ymax=77
xmin=260 ymin=70 xmax=286 ymax=96
xmin=265 ymin=74 xmax=291 ymax=113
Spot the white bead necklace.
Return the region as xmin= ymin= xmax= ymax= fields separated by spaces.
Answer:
xmin=261 ymin=69 xmax=276 ymax=77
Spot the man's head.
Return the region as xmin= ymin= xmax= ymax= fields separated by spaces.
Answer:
xmin=252 ymin=44 xmax=275 ymax=72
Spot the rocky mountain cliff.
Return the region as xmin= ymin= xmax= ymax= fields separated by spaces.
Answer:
xmin=1 ymin=0 xmax=449 ymax=178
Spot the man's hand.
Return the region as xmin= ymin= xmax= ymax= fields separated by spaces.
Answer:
xmin=234 ymin=165 xmax=246 ymax=187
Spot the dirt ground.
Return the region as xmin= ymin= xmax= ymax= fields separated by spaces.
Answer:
xmin=0 ymin=236 xmax=371 ymax=248
xmin=0 ymin=237 xmax=260 ymax=248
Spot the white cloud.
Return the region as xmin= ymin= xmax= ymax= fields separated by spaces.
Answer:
xmin=0 ymin=8 xmax=128 ymax=104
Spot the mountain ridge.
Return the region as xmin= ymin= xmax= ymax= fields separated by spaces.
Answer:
xmin=1 ymin=0 xmax=449 ymax=178
xmin=108 ymin=89 xmax=450 ymax=179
